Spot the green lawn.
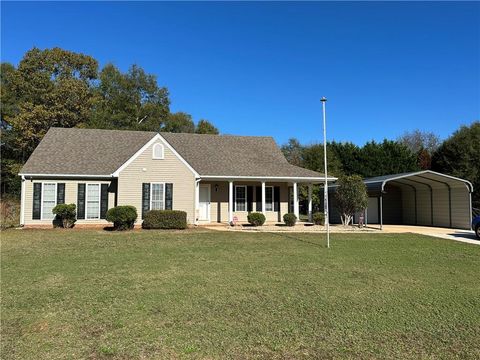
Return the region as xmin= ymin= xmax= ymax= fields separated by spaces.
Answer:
xmin=2 ymin=229 xmax=480 ymax=359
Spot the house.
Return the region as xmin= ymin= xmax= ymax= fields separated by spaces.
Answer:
xmin=325 ymin=171 xmax=474 ymax=230
xmin=19 ymin=127 xmax=333 ymax=227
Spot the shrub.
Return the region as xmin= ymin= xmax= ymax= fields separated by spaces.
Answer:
xmin=52 ymin=203 xmax=77 ymax=228
xmin=106 ymin=206 xmax=137 ymax=230
xmin=312 ymin=212 xmax=325 ymax=226
xmin=0 ymin=196 xmax=20 ymax=229
xmin=142 ymin=210 xmax=187 ymax=229
xmin=247 ymin=212 xmax=266 ymax=226
xmin=283 ymin=213 xmax=297 ymax=227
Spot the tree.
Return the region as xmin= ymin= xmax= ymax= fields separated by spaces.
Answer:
xmin=281 ymin=138 xmax=304 ymax=167
xmin=301 ymin=143 xmax=343 ymax=177
xmin=162 ymin=112 xmax=195 ymax=133
xmin=4 ymin=47 xmax=98 ymax=157
xmin=329 ymin=141 xmax=362 ymax=176
xmin=358 ymin=140 xmax=419 ymax=177
xmin=432 ymin=121 xmax=480 ymax=208
xmin=89 ymin=64 xmax=170 ymax=131
xmin=417 ymin=148 xmax=432 ymax=170
xmin=398 ymin=129 xmax=441 ymax=154
xmin=195 ymin=119 xmax=219 ymax=134
xmin=334 ymin=175 xmax=368 ymax=226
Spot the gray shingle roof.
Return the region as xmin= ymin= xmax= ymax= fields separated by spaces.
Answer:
xmin=20 ymin=127 xmax=326 ymax=179
xmin=20 ymin=127 xmax=157 ymax=176
xmin=161 ymin=132 xmax=325 ymax=178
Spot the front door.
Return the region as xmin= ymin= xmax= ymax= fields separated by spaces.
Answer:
xmin=199 ymin=184 xmax=210 ymax=221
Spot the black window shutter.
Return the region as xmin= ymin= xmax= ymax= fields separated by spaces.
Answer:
xmin=165 ymin=183 xmax=173 ymax=210
xmin=32 ymin=183 xmax=42 ymax=220
xmin=142 ymin=183 xmax=150 ymax=219
xmin=57 ymin=183 xmax=65 ymax=204
xmin=274 ymin=186 xmax=280 ymax=212
xmin=77 ymin=184 xmax=86 ymax=219
xmin=247 ymin=186 xmax=253 ymax=212
xmin=100 ymin=184 xmax=109 ymax=219
xmin=255 ymin=186 xmax=262 ymax=211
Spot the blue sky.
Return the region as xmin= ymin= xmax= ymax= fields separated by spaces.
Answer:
xmin=1 ymin=1 xmax=479 ymax=146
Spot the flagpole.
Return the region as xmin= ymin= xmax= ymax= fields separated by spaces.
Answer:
xmin=321 ymin=97 xmax=330 ymax=248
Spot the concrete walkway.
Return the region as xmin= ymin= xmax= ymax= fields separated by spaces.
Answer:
xmin=381 ymin=225 xmax=479 ymax=245
xmin=204 ymin=222 xmax=479 ymax=245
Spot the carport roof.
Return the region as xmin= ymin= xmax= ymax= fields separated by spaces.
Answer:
xmin=364 ymin=170 xmax=473 ymax=193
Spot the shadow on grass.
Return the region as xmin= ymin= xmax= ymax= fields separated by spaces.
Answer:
xmin=269 ymin=231 xmax=328 ymax=248
xmin=448 ymin=232 xmax=479 ymax=241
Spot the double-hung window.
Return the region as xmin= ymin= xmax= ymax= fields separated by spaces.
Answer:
xmin=235 ymin=185 xmax=247 ymax=211
xmin=151 ymin=183 xmax=165 ymax=210
xmin=41 ymin=183 xmax=57 ymax=220
xmin=265 ymin=186 xmax=274 ymax=211
xmin=86 ymin=184 xmax=101 ymax=219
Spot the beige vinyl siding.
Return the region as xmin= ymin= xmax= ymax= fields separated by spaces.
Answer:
xmin=202 ymin=181 xmax=289 ymax=223
xmin=23 ymin=179 xmax=115 ymax=226
xmin=117 ymin=139 xmax=196 ymax=224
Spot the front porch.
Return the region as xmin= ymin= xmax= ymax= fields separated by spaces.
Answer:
xmin=193 ymin=177 xmax=326 ymax=225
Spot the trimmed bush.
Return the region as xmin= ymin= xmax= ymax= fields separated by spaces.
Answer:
xmin=247 ymin=212 xmax=266 ymax=227
xmin=106 ymin=206 xmax=137 ymax=230
xmin=52 ymin=203 xmax=77 ymax=228
xmin=312 ymin=212 xmax=325 ymax=226
xmin=142 ymin=210 xmax=187 ymax=229
xmin=283 ymin=213 xmax=297 ymax=227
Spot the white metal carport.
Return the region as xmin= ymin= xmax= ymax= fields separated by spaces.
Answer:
xmin=364 ymin=171 xmax=474 ymax=230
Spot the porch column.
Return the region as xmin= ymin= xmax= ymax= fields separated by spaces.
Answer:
xmin=261 ymin=181 xmax=266 ymax=214
xmin=194 ymin=179 xmax=200 ymax=225
xmin=228 ymin=181 xmax=234 ymax=223
xmin=308 ymin=183 xmax=313 ymax=222
xmin=293 ymin=182 xmax=299 ymax=219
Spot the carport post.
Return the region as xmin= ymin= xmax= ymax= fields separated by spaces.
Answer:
xmin=469 ymin=191 xmax=473 ymax=230
xmin=379 ymin=195 xmax=383 ymax=230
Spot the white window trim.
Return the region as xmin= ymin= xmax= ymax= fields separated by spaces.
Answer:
xmin=152 ymin=143 xmax=165 ymax=160
xmin=150 ymin=182 xmax=166 ymax=210
xmin=265 ymin=186 xmax=274 ymax=212
xmin=234 ymin=185 xmax=247 ymax=212
xmin=40 ymin=182 xmax=57 ymax=221
xmin=85 ymin=183 xmax=101 ymax=220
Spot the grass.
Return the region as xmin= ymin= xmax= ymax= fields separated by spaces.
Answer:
xmin=1 ymin=229 xmax=480 ymax=359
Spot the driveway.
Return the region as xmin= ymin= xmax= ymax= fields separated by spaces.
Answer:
xmin=381 ymin=225 xmax=479 ymax=245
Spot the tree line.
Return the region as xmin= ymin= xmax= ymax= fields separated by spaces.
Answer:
xmin=281 ymin=122 xmax=480 ymax=210
xmin=1 ymin=47 xmax=220 ymax=195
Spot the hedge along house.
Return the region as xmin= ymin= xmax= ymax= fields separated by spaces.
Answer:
xmin=19 ymin=127 xmax=333 ymax=227
xmin=327 ymin=171 xmax=474 ymax=230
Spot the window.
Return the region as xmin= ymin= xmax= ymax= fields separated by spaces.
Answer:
xmin=152 ymin=143 xmax=164 ymax=159
xmin=235 ymin=185 xmax=247 ymax=211
xmin=86 ymin=184 xmax=100 ymax=219
xmin=42 ymin=183 xmax=57 ymax=220
xmin=265 ymin=186 xmax=274 ymax=211
xmin=151 ymin=183 xmax=165 ymax=210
